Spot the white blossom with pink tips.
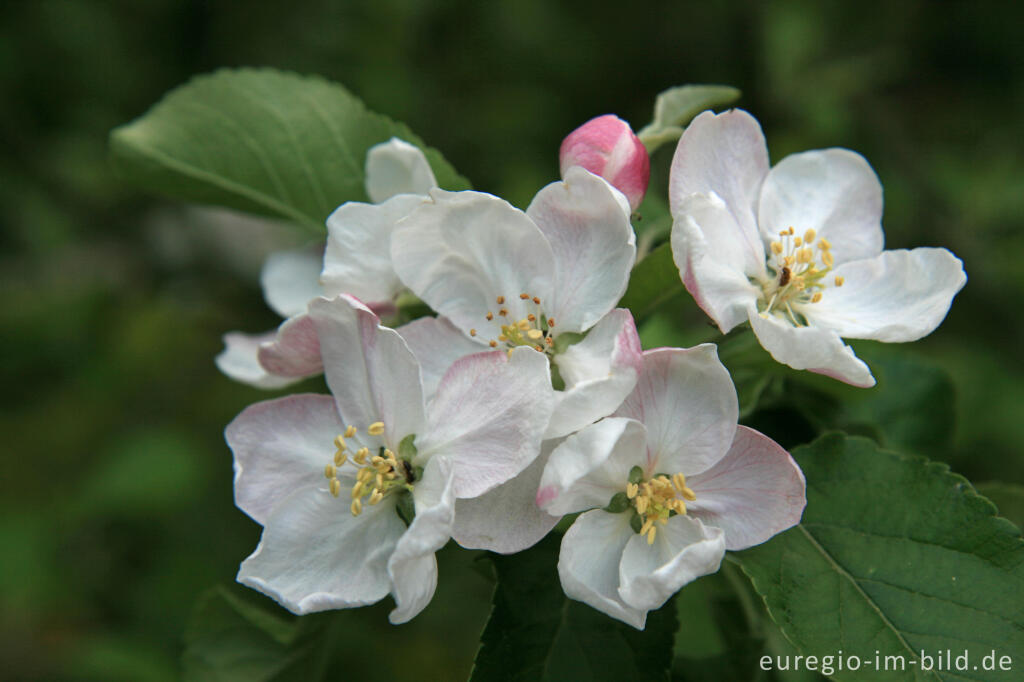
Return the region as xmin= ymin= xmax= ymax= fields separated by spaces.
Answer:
xmin=216 ymin=138 xmax=436 ymax=389
xmin=536 ymin=345 xmax=805 ymax=629
xmin=670 ymin=109 xmax=966 ymax=387
xmin=391 ymin=166 xmax=642 ymax=440
xmin=227 ymin=295 xmax=553 ymax=623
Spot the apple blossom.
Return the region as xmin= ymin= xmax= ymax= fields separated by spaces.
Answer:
xmin=228 ymin=295 xmax=553 ymax=622
xmin=536 ymin=345 xmax=805 ymax=629
xmin=391 ymin=166 xmax=642 ymax=439
xmin=670 ymin=109 xmax=966 ymax=387
xmin=215 ymin=138 xmax=436 ymax=389
xmin=560 ymin=114 xmax=650 ymax=211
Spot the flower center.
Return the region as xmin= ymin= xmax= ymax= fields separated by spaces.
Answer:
xmin=756 ymin=227 xmax=845 ymax=326
xmin=321 ymin=421 xmax=418 ymax=517
xmin=605 ymin=466 xmax=697 ymax=545
xmin=470 ymin=294 xmax=557 ymax=355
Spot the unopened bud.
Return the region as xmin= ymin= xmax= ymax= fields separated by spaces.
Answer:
xmin=559 ymin=114 xmax=650 ymax=211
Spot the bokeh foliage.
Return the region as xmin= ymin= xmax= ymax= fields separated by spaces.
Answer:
xmin=2 ymin=0 xmax=1022 ymax=679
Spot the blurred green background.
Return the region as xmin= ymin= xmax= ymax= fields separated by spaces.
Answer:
xmin=2 ymin=1 xmax=1022 ymax=680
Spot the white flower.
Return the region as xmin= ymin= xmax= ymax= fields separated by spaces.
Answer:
xmin=227 ymin=295 xmax=553 ymax=622
xmin=216 ymin=138 xmax=436 ymax=389
xmin=391 ymin=166 xmax=642 ymax=438
xmin=669 ymin=109 xmax=966 ymax=387
xmin=536 ymin=345 xmax=806 ymax=629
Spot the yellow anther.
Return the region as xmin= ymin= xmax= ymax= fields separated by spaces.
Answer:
xmin=489 ymin=340 xmax=498 ymax=348
xmin=794 ymin=236 xmax=803 ymax=247
xmin=369 ymin=489 xmax=384 ymax=505
xmin=334 ymin=450 xmax=347 ymax=466
xmin=354 ymin=447 xmax=369 ymax=464
xmin=770 ymin=241 xmax=783 ymax=254
xmin=822 ymin=251 xmax=835 ymax=267
xmin=517 ymin=319 xmax=530 ymax=331
xmin=334 ymin=435 xmax=347 ymax=450
xmin=672 ymin=473 xmax=687 ymax=491
xmin=674 ymin=499 xmax=688 ymax=514
xmin=520 ymin=293 xmax=530 ymax=299
xmin=371 ymin=455 xmax=385 ymax=466
xmin=368 ymin=421 xmax=385 ymax=436
xmin=681 ymin=487 xmax=697 ymax=502
xmin=350 ymin=499 xmax=362 ymax=516
xmin=499 ymin=308 xmax=509 ymax=317
xmin=351 ymin=482 xmax=364 ymax=499
xmin=646 ymin=526 xmax=657 ymax=545
xmin=384 ymin=449 xmax=395 ymax=460
xmin=486 ymin=312 xmax=494 ymax=321
xmin=818 ymin=237 xmax=831 ymax=250
xmin=496 ymin=295 xmax=505 ymax=304
xmin=626 ymin=483 xmax=638 ymax=499
xmin=470 ymin=328 xmax=477 ymax=336
xmin=329 ymin=478 xmax=341 ymax=497
xmin=532 ymin=296 xmax=541 ymax=304
xmin=547 ymin=318 xmax=556 ymax=327
xmin=497 ymin=334 xmax=508 ymax=342
xmin=527 ymin=329 xmax=543 ymax=340
xmin=784 ymin=256 xmax=795 ymax=267
xmin=804 ymin=229 xmax=816 ymax=243
xmin=324 ymin=464 xmax=337 ymax=479
xmin=811 ymin=292 xmax=823 ymax=303
xmin=635 ymin=496 xmax=649 ymax=514
xmin=797 ymin=248 xmax=813 ymax=264
xmin=835 ymin=276 xmax=844 ymax=287
xmin=640 ymin=517 xmax=654 ymax=536
xmin=344 ymin=425 xmax=357 ymax=438
xmin=358 ymin=468 xmax=374 ymax=483
xmin=787 ymin=226 xmax=795 ymax=235
xmin=376 ymin=473 xmax=384 ymax=488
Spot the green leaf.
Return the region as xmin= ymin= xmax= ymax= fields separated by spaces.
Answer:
xmin=734 ymin=433 xmax=1024 ymax=681
xmin=471 ymin=534 xmax=678 ymax=682
xmin=976 ymin=482 xmax=1024 ymax=530
xmin=181 ymin=586 xmax=330 ymax=682
xmin=637 ymin=85 xmax=742 ymax=153
xmin=618 ymin=243 xmax=683 ymax=322
xmin=110 ymin=68 xmax=469 ymax=231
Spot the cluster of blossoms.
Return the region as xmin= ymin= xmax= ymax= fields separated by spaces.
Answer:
xmin=222 ymin=109 xmax=963 ymax=627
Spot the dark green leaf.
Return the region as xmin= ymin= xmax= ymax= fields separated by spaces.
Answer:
xmin=735 ymin=433 xmax=1024 ymax=681
xmin=471 ymin=534 xmax=677 ymax=682
xmin=975 ymin=482 xmax=1024 ymax=530
xmin=618 ymin=243 xmax=684 ymax=322
xmin=110 ymin=68 xmax=469 ymax=231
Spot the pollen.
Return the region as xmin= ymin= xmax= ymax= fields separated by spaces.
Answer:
xmin=496 ymin=296 xmax=505 ymax=304
xmin=835 ymin=276 xmax=844 ymax=287
xmin=344 ymin=425 xmax=357 ymax=438
xmin=486 ymin=312 xmax=494 ymax=321
xmin=470 ymin=328 xmax=477 ymax=336
xmin=625 ymin=470 xmax=696 ymax=547
xmin=757 ymin=226 xmax=846 ymax=326
xmin=368 ymin=421 xmax=385 ymax=436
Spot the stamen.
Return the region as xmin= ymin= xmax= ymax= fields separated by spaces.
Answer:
xmin=770 ymin=241 xmax=783 ymax=254
xmin=368 ymin=421 xmax=385 ymax=436
xmin=324 ymin=464 xmax=336 ymax=479
xmin=470 ymin=328 xmax=477 ymax=336
xmin=519 ymin=293 xmax=530 ymax=299
xmin=496 ymin=296 xmax=505 ymax=304
xmin=532 ymin=296 xmax=541 ymax=305
xmin=499 ymin=308 xmax=508 ymax=317
xmin=804 ymin=228 xmax=816 ymax=243
xmin=344 ymin=425 xmax=357 ymax=438
xmin=350 ymin=499 xmax=362 ymax=516
xmin=334 ymin=435 xmax=347 ymax=450
xmin=334 ymin=451 xmax=346 ymax=466
xmin=329 ymin=479 xmax=341 ymax=497
xmin=527 ymin=329 xmax=543 ymax=340
xmin=489 ymin=340 xmax=497 ymax=348
xmin=835 ymin=276 xmax=844 ymax=287
xmin=486 ymin=312 xmax=494 ymax=321
xmin=811 ymin=292 xmax=823 ymax=303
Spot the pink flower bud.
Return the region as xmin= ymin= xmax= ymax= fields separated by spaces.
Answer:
xmin=559 ymin=114 xmax=650 ymax=211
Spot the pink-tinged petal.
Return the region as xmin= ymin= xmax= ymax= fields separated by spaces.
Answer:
xmin=526 ymin=167 xmax=636 ymax=333
xmin=747 ymin=308 xmax=876 ymax=387
xmin=395 ymin=315 xmax=486 ymax=399
xmin=387 ymin=457 xmax=456 ymax=623
xmin=227 ymin=394 xmax=345 ymax=524
xmin=618 ymin=515 xmax=725 ymax=613
xmin=547 ymin=308 xmax=643 ymax=439
xmin=216 ymin=331 xmax=303 ymax=389
xmin=558 ymin=509 xmax=647 ymax=629
xmin=391 ymin=189 xmax=556 ymax=339
xmin=364 ymin=138 xmax=437 ymax=203
xmin=671 ymin=193 xmax=764 ymax=332
xmin=808 ymin=248 xmax=966 ymax=342
xmin=322 ymin=194 xmax=426 ymax=304
xmin=416 ymin=347 xmax=553 ymax=499
xmin=669 ymin=109 xmax=769 ymax=267
xmin=309 ymin=295 xmax=426 ymax=447
xmin=559 ymin=114 xmax=650 ymax=211
xmin=256 ymin=313 xmax=322 ymax=378
xmin=261 ymin=246 xmax=325 ymax=319
xmin=614 ymin=346 xmax=737 ymax=476
xmin=687 ymin=426 xmax=806 ymax=551
xmin=758 ymin=148 xmax=884 ymax=265
xmin=452 ymin=440 xmax=560 ymax=554
xmin=537 ymin=418 xmax=647 ymax=517
xmin=237 ymin=485 xmax=404 ymax=615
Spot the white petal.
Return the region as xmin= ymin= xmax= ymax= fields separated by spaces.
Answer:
xmin=261 ymin=247 xmax=325 ymax=319
xmin=391 ymin=189 xmax=555 ymax=338
xmin=237 ymin=485 xmax=405 ymax=615
xmin=687 ymin=426 xmax=806 ymax=551
xmin=321 ymin=194 xmax=426 ymax=304
xmin=452 ymin=439 xmax=560 ymax=554
xmin=748 ymin=308 xmax=875 ymax=387
xmin=417 ymin=347 xmax=553 ymax=499
xmin=525 ymin=167 xmax=636 ymax=333
xmin=807 ymin=248 xmax=966 ymax=342
xmin=216 ymin=331 xmax=302 ymax=389
xmin=395 ymin=315 xmax=486 ymax=399
xmin=618 ymin=515 xmax=725 ymax=612
xmin=671 ymin=192 xmax=764 ymax=332
xmin=256 ymin=313 xmax=323 ymax=379
xmin=364 ymin=138 xmax=437 ymax=203
xmin=558 ymin=509 xmax=647 ymax=629
xmin=537 ymin=417 xmax=647 ymax=517
xmin=757 ymin=148 xmax=883 ymax=265
xmin=547 ymin=308 xmax=643 ymax=439
xmin=614 ymin=346 xmax=737 ymax=476
xmin=227 ymin=393 xmax=345 ymax=524
xmin=309 ymin=295 xmax=427 ymax=447
xmin=669 ymin=109 xmax=769 ymax=267
xmin=387 ymin=457 xmax=456 ymax=623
